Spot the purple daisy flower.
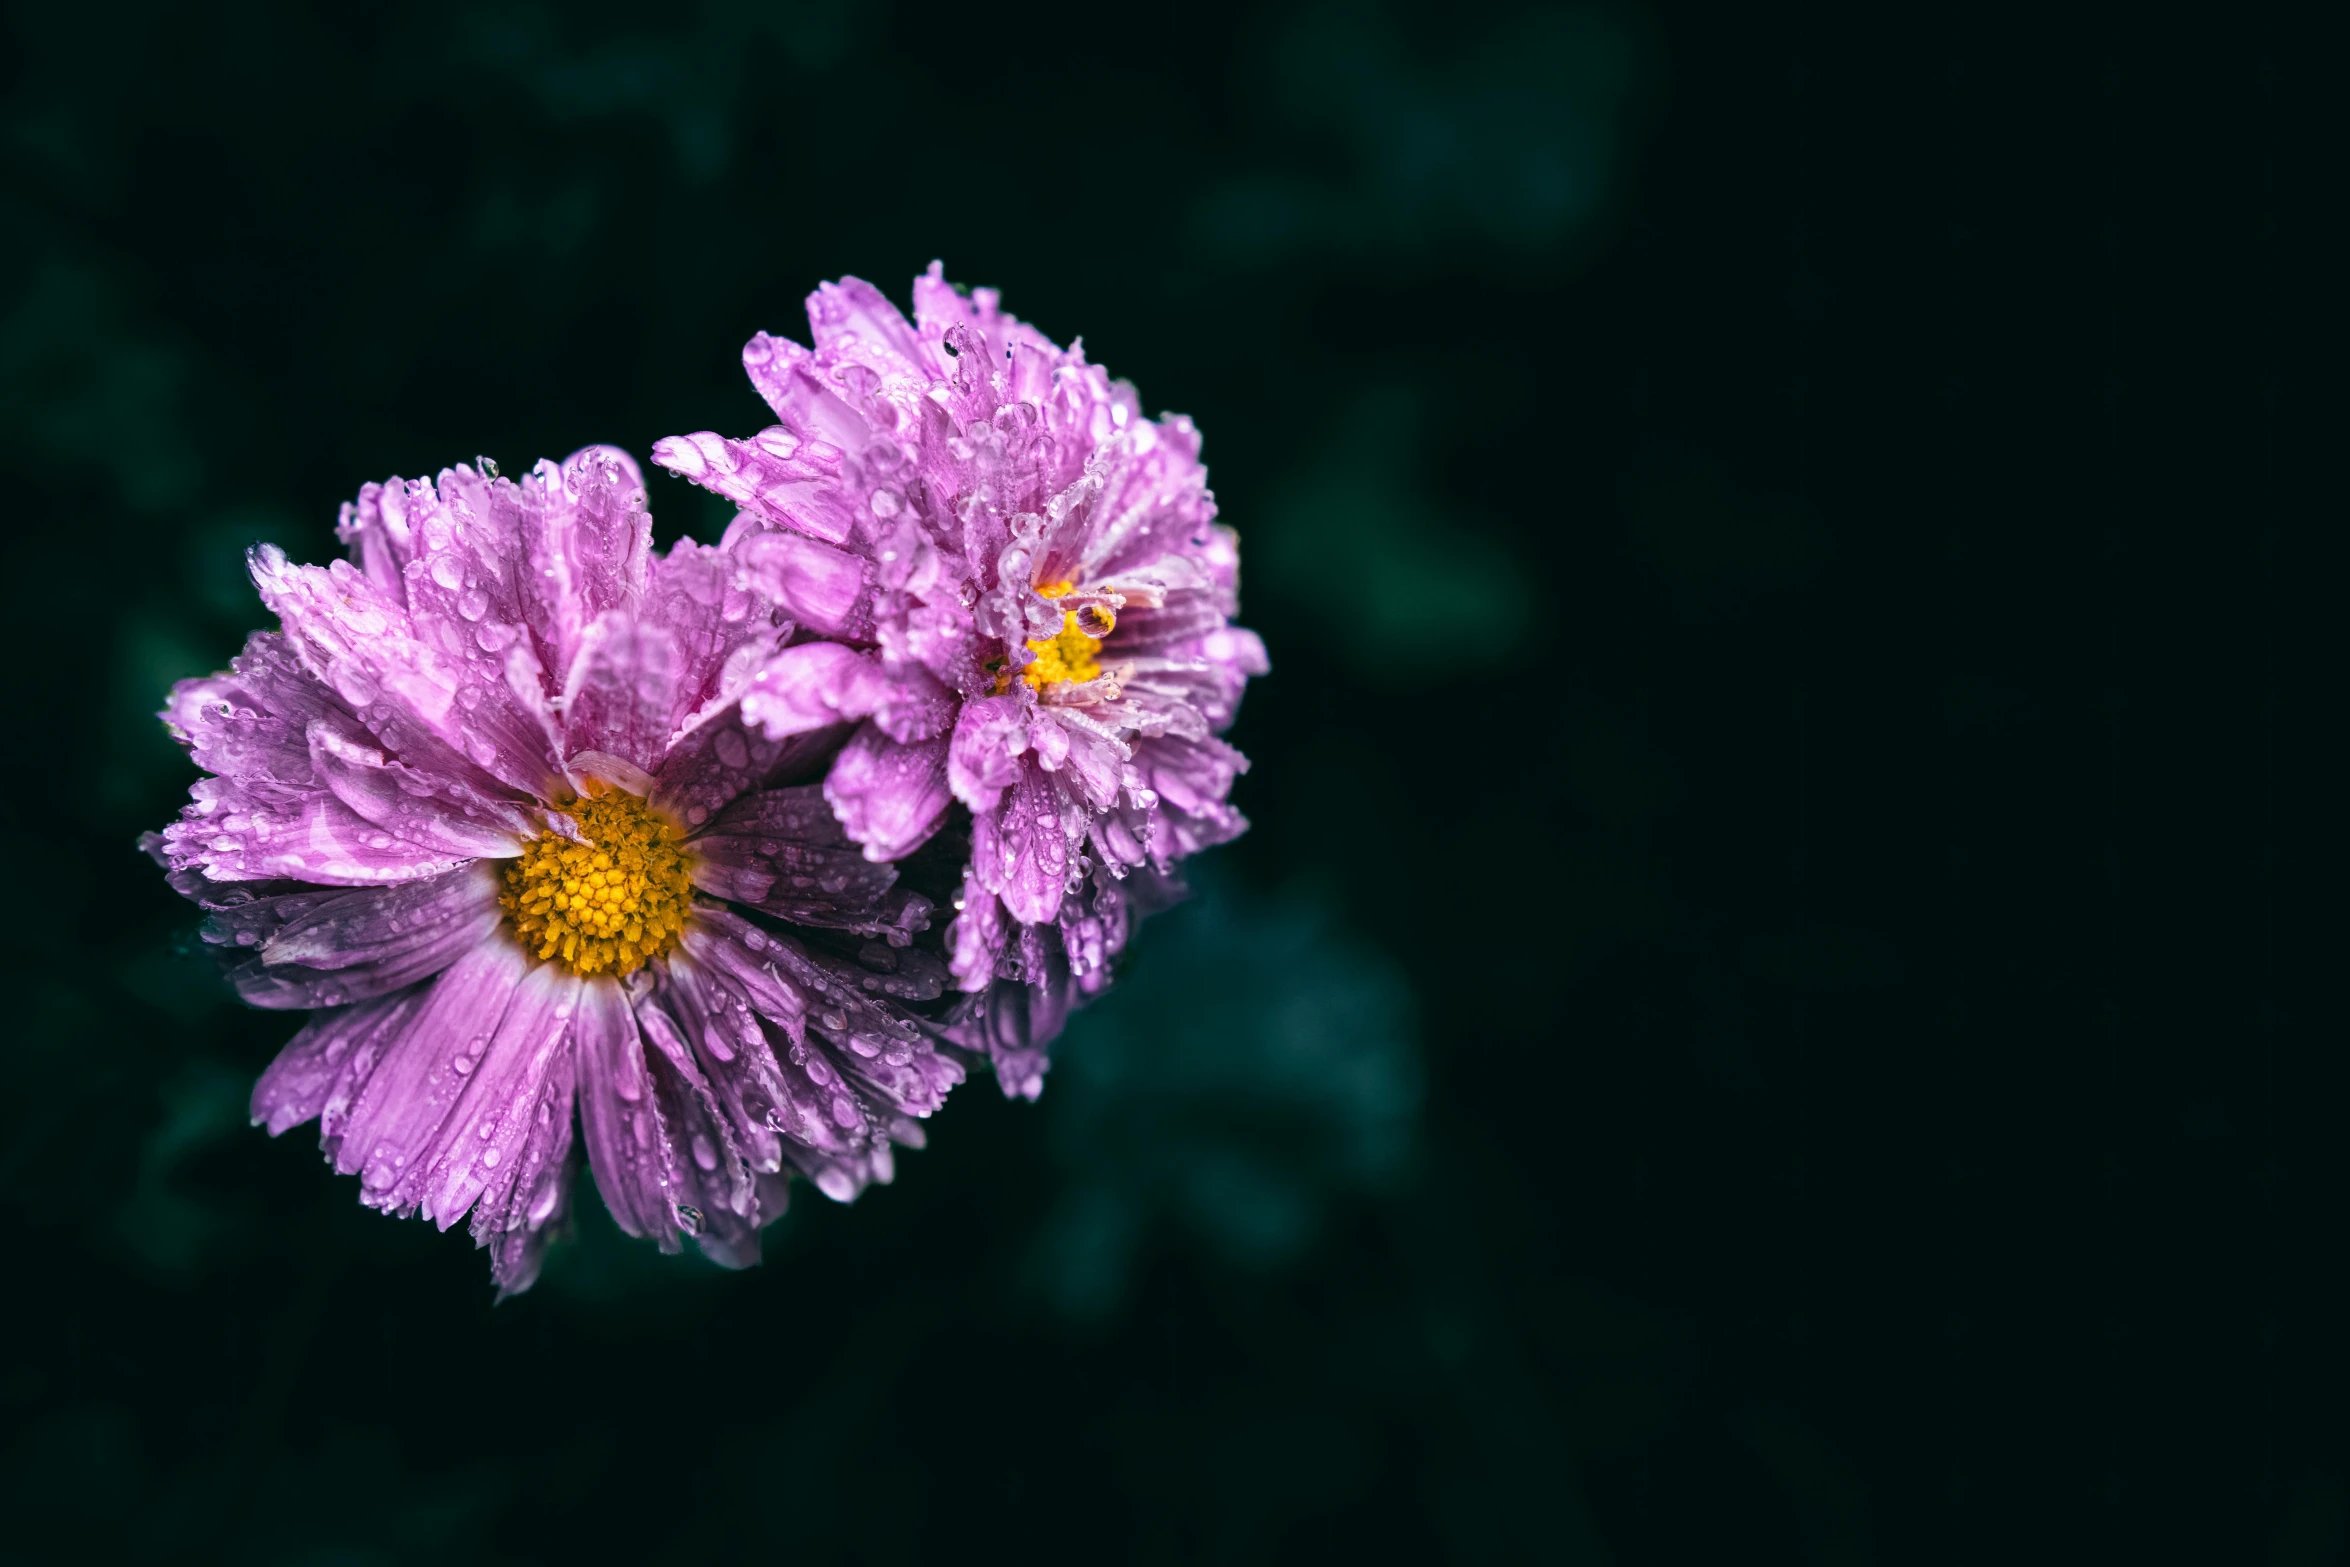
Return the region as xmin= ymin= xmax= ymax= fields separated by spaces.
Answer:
xmin=652 ymin=265 xmax=1270 ymax=1098
xmin=146 ymin=446 xmax=972 ymax=1295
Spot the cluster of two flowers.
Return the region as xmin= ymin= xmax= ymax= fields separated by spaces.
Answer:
xmin=144 ymin=267 xmax=1267 ymax=1294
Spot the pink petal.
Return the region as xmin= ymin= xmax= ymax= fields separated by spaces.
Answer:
xmin=415 ymin=960 xmax=584 ymax=1231
xmin=736 ymin=642 xmax=890 ymax=741
xmin=560 ymin=611 xmax=683 ymax=773
xmin=250 ymin=988 xmax=431 ymax=1137
xmin=733 ymin=529 xmax=870 ymax=638
xmin=330 ymin=939 xmax=531 ymax=1216
xmin=306 ymin=719 xmax=533 ymax=860
xmin=824 ymin=725 xmax=950 ymax=862
xmin=573 ymin=975 xmax=674 ymax=1247
xmin=946 ymin=695 xmax=1028 ymax=816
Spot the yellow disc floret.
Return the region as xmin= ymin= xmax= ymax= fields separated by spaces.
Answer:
xmin=997 ymin=579 xmax=1111 ymax=692
xmin=1021 ymin=612 xmax=1105 ymax=688
xmin=500 ymin=788 xmax=694 ymax=977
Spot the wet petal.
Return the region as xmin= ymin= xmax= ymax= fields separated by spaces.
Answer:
xmin=736 ymin=641 xmax=890 ymax=741
xmin=972 ymin=766 xmax=1081 ymax=926
xmin=307 ymin=718 xmax=535 ymax=860
xmin=734 ymin=529 xmax=870 ymax=638
xmin=573 ymin=975 xmax=672 ymax=1246
xmin=226 ymin=864 xmax=503 ymax=1010
xmin=250 ymin=988 xmax=432 ymax=1138
xmin=250 ymin=545 xmax=561 ymax=800
xmin=686 ymin=782 xmax=926 ymax=939
xmin=486 ymin=1138 xmax=578 ymax=1300
xmin=413 ymin=960 xmax=583 ymax=1230
xmin=330 ymin=939 xmax=530 ymax=1217
xmin=560 ymin=611 xmax=682 ymax=773
xmin=161 ymin=631 xmax=341 ymax=791
xmin=157 ymin=777 xmax=470 ymax=886
xmin=946 ymin=695 xmax=1028 ymax=817
xmin=824 ymin=726 xmax=950 ymax=863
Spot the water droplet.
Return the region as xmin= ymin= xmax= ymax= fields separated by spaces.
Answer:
xmin=457 ymin=587 xmax=491 ymax=621
xmin=674 ymin=1203 xmax=706 ymax=1236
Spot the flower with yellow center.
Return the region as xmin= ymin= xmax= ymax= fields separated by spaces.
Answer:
xmin=499 ymin=787 xmax=695 ymax=977
xmin=995 ymin=579 xmax=1114 ymax=693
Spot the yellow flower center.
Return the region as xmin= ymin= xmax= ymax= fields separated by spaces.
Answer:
xmin=1022 ymin=612 xmax=1104 ymax=688
xmin=996 ymin=579 xmax=1111 ymax=692
xmin=500 ymin=788 xmax=694 ymax=977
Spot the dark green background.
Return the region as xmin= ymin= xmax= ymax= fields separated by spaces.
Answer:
xmin=0 ymin=1 xmax=2336 ymax=1561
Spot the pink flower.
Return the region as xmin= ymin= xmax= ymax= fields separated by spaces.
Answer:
xmin=147 ymin=447 xmax=967 ymax=1294
xmin=654 ymin=266 xmax=1268 ymax=1098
